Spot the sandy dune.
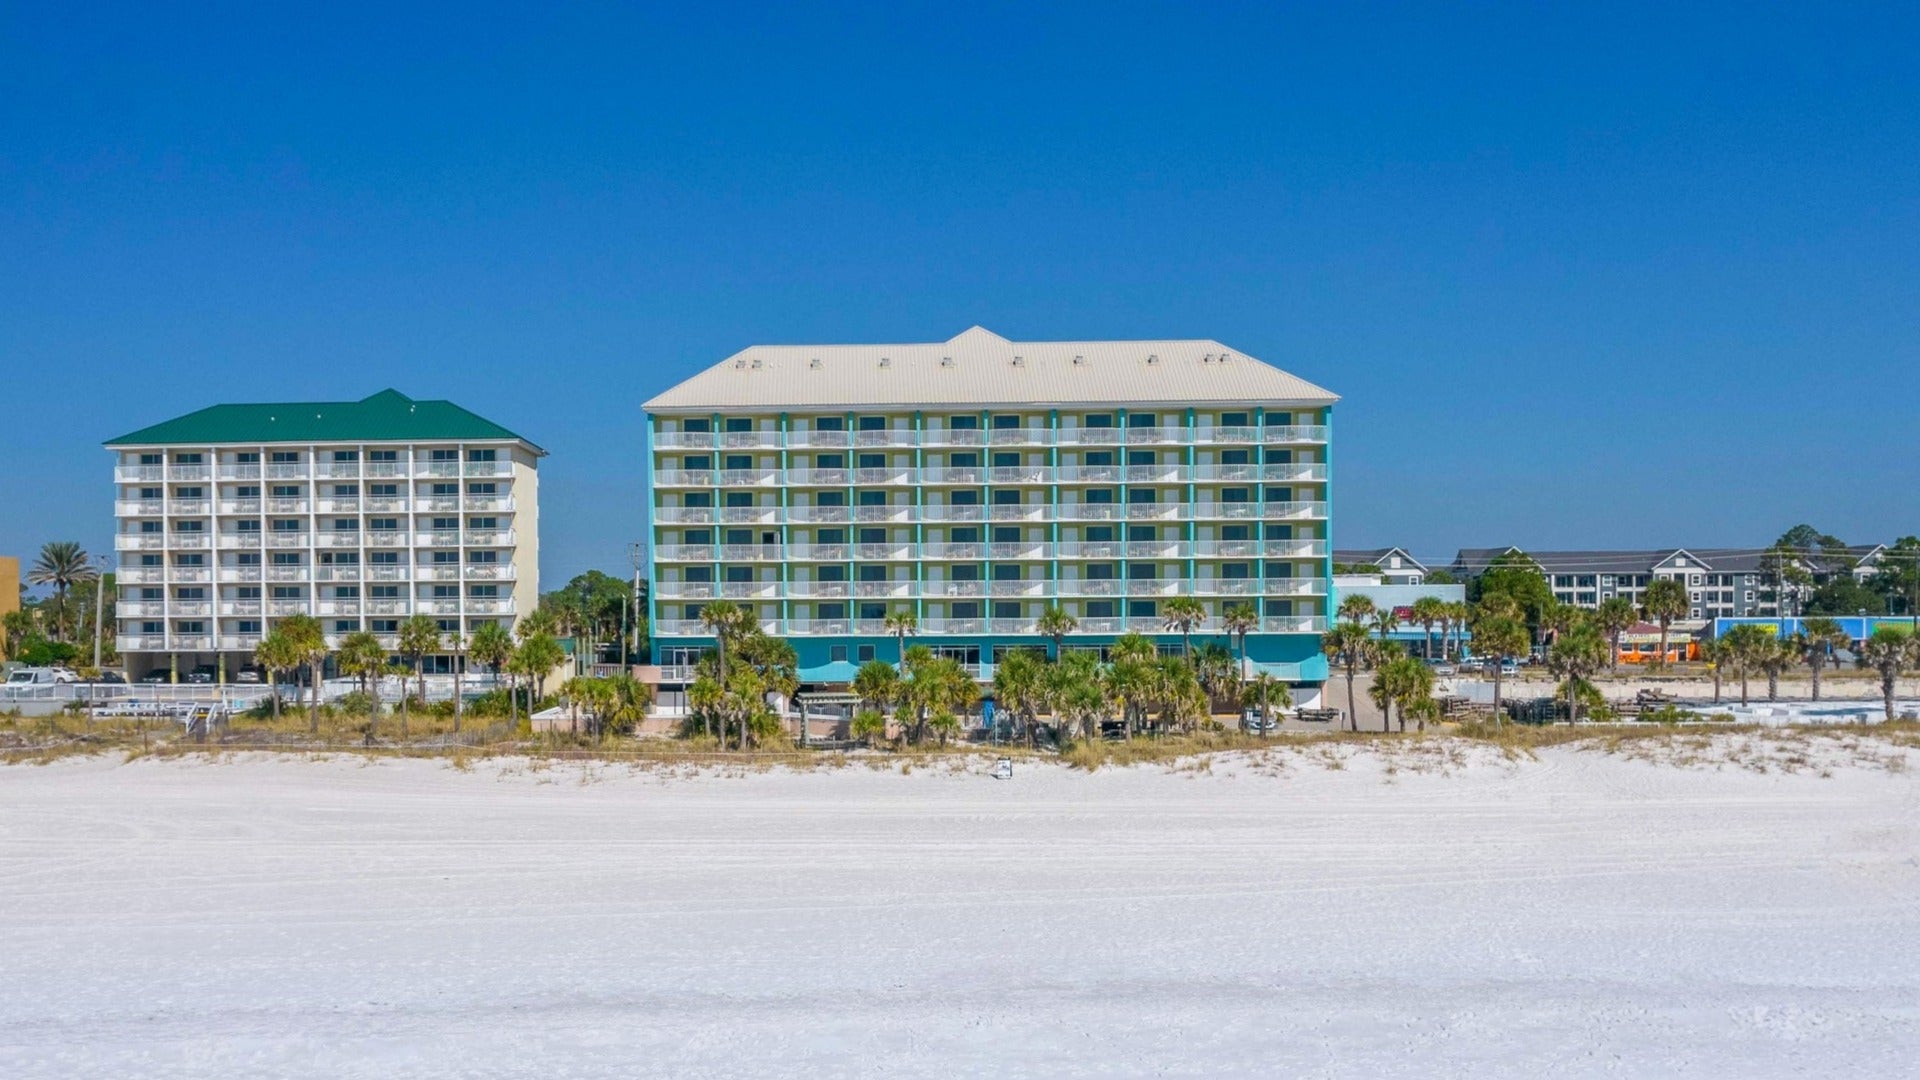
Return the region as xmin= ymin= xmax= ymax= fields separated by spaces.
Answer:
xmin=1 ymin=743 xmax=1916 ymax=1078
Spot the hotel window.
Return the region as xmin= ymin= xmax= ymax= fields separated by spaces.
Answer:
xmin=237 ymin=520 xmax=260 ymax=533
xmin=139 ymin=554 xmax=162 ymax=567
xmin=333 ymin=620 xmax=358 ymax=633
xmin=173 ymin=453 xmax=203 ymax=465
xmin=237 ymin=552 xmax=260 ymax=566
xmin=469 ymin=585 xmax=499 ymax=598
xmin=946 ymin=415 xmax=977 ymax=430
xmin=1127 ymin=412 xmax=1156 ymax=427
xmin=139 ymin=587 xmax=162 ymax=600
xmin=857 ymin=644 xmax=876 ymax=663
xmin=237 ymin=586 xmax=261 ymax=600
xmin=370 ymin=483 xmax=398 ymax=497
xmin=236 ymin=620 xmax=261 ymax=634
xmin=467 ymin=482 xmax=496 ymax=495
xmin=370 ymin=518 xmax=399 ymax=532
xmin=466 ymin=449 xmax=496 ymax=462
xmin=430 ymin=449 xmax=459 ymax=461
xmin=271 ymin=586 xmax=304 ymax=599
xmin=332 ymin=450 xmax=359 ymax=462
xmin=141 ymin=621 xmax=163 ymax=634
xmin=271 ymin=552 xmax=302 ymax=565
xmin=176 ymin=621 xmax=206 ymax=633
xmin=368 ymin=450 xmax=397 ymax=462
xmin=369 ymin=551 xmax=398 ymax=564
xmin=829 ymin=645 xmax=849 ymax=663
xmin=469 ymin=517 xmax=498 ymax=530
xmin=433 ymin=585 xmax=459 ymax=599
xmin=856 ymin=416 xmax=886 ymax=431
xmin=235 ymin=485 xmax=260 ymax=498
xmin=1083 ymin=413 xmax=1114 ymax=428
xmin=467 ymin=551 xmax=498 ymax=564
xmin=371 ymin=620 xmax=399 ymax=633
xmin=334 ymin=484 xmax=359 ymax=497
xmin=334 ymin=586 xmax=361 ymax=599
xmin=431 ymin=517 xmax=459 ymax=531
xmin=172 ymin=520 xmax=204 ymax=532
xmin=270 ymin=451 xmax=300 ymax=463
xmin=815 ymin=416 xmax=846 ymax=431
xmin=139 ymin=521 xmax=162 ymax=534
xmin=370 ymin=585 xmax=400 ymax=599
xmin=332 ymin=519 xmax=358 ymax=531
xmin=726 ymin=417 xmax=754 ymax=432
xmin=1220 ymin=412 xmax=1249 ymax=426
xmin=682 ymin=418 xmax=711 ymax=433
xmin=430 ymin=551 xmax=460 ymax=564
xmin=432 ymin=483 xmax=458 ymax=496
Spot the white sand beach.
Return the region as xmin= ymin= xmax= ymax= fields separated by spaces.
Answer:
xmin=1 ymin=740 xmax=1916 ymax=1078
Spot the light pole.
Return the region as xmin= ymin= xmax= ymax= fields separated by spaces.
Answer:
xmin=627 ymin=542 xmax=646 ymax=670
xmin=91 ymin=553 xmax=109 ymax=673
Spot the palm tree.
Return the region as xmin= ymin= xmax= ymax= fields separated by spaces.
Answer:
xmin=1336 ymin=593 xmax=1376 ymax=624
xmin=991 ymin=649 xmax=1046 ymax=747
xmin=253 ymin=628 xmax=302 ymax=723
xmin=1370 ymin=653 xmax=1434 ymax=732
xmin=1409 ymin=596 xmax=1447 ymax=660
xmin=1322 ymin=621 xmax=1371 ymax=732
xmin=1049 ymin=650 xmax=1110 ymax=743
xmin=513 ymin=631 xmax=566 ymax=721
xmin=1755 ymin=632 xmax=1795 ymax=702
xmin=698 ymin=599 xmax=752 ymax=685
xmin=1220 ymin=603 xmax=1258 ymax=678
xmin=1640 ymin=578 xmax=1689 ymax=670
xmin=883 ymin=608 xmax=919 ymax=673
xmin=1034 ymin=604 xmax=1076 ymax=660
xmin=467 ymin=621 xmax=514 ymax=720
xmin=1161 ymin=596 xmax=1207 ymax=661
xmin=1796 ymin=617 xmax=1851 ymax=702
xmin=1594 ymin=596 xmax=1637 ymax=672
xmin=446 ymin=628 xmax=468 ymax=732
xmin=26 ymin=542 xmax=97 ymax=642
xmin=1369 ymin=606 xmax=1400 ymax=648
xmin=1699 ymin=636 xmax=1729 ymax=704
xmin=852 ymin=658 xmax=902 ymax=716
xmin=276 ymin=614 xmax=329 ymax=735
xmin=1470 ymin=612 xmax=1529 ymax=719
xmin=396 ymin=614 xmax=443 ymax=739
xmin=1545 ymin=622 xmax=1608 ymax=724
xmin=1190 ymin=641 xmax=1238 ymax=713
xmin=1859 ymin=627 xmax=1915 ymax=722
xmin=1718 ymin=624 xmax=1773 ymax=706
xmin=336 ymin=630 xmax=390 ymax=737
xmin=1245 ymin=671 xmax=1290 ymax=735
xmin=1445 ymin=600 xmax=1472 ymax=660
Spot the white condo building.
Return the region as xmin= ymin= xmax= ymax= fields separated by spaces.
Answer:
xmin=105 ymin=390 xmax=544 ymax=680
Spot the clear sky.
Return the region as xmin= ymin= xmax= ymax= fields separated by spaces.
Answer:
xmin=3 ymin=3 xmax=1916 ymax=588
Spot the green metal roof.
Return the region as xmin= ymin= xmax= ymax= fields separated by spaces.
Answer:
xmin=104 ymin=390 xmax=543 ymax=452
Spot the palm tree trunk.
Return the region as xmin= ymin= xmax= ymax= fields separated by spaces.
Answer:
xmin=1767 ymin=670 xmax=1778 ymax=702
xmin=1739 ymin=671 xmax=1749 ymax=707
xmin=1883 ymin=672 xmax=1896 ymax=722
xmin=453 ymin=657 xmax=464 ymax=733
xmin=1345 ymin=669 xmax=1357 ymax=732
xmin=309 ymin=660 xmax=322 ymax=735
xmin=1810 ymin=658 xmax=1822 ymax=702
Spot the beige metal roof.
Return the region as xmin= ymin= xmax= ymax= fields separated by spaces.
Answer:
xmin=643 ymin=326 xmax=1339 ymax=412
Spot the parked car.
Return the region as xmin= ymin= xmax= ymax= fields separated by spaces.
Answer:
xmin=97 ymin=670 xmax=127 ymax=685
xmin=138 ymin=669 xmax=172 ymax=684
xmin=4 ymin=667 xmax=80 ymax=687
xmin=1426 ymin=659 xmax=1457 ymax=676
xmin=233 ymin=666 xmax=264 ymax=684
xmin=186 ymin=664 xmax=219 ymax=685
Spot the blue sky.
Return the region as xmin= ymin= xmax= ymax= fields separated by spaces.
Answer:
xmin=3 ymin=2 xmax=1916 ymax=588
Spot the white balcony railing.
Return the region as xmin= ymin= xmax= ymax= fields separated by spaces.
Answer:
xmin=166 ymin=499 xmax=209 ymax=516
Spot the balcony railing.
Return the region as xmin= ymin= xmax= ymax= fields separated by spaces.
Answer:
xmin=115 ymin=500 xmax=166 ymax=516
xmin=219 ymin=601 xmax=263 ymax=617
xmin=464 ymin=461 xmax=512 ymax=477
xmin=219 ymin=499 xmax=263 ymax=514
xmin=218 ymin=567 xmax=263 ymax=583
xmin=115 ymin=535 xmax=166 ymax=550
xmin=855 ymin=543 xmax=916 ymax=561
xmin=116 ymin=602 xmax=166 ymax=618
xmin=217 ymin=534 xmax=263 ymax=550
xmin=721 ymin=430 xmax=782 ymax=449
xmin=788 ymin=430 xmax=851 ymax=448
xmin=463 ymin=565 xmax=517 ymax=580
xmin=853 ymin=429 xmax=917 ymax=447
xmin=656 ymin=431 xmax=715 ymax=449
xmin=719 ymin=581 xmax=778 ymax=599
xmin=927 ymin=580 xmax=987 ymax=598
xmin=787 ymin=581 xmax=851 ymax=598
xmin=313 ymin=567 xmax=362 ymax=582
xmin=787 ymin=506 xmax=852 ymax=524
xmin=116 ymin=635 xmax=168 ymax=652
xmin=115 ymin=465 xmax=166 ymax=483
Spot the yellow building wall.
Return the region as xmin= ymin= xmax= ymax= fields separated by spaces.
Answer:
xmin=0 ymin=556 xmax=19 ymax=618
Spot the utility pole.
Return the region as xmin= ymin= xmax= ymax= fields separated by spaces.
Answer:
xmin=627 ymin=542 xmax=647 ymax=671
xmin=91 ymin=554 xmax=109 ymax=672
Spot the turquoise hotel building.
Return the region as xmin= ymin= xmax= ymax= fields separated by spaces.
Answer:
xmin=643 ymin=327 xmax=1337 ymax=707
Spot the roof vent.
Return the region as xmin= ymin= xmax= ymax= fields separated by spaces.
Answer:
xmin=808 ymin=357 xmax=822 ymax=370
xmin=878 ymin=357 xmax=892 ymax=369
xmin=750 ymin=358 xmax=763 ymax=369
xmin=733 ymin=359 xmax=747 ymax=370
xmin=1217 ymin=352 xmax=1231 ymax=363
xmin=939 ymin=357 xmax=954 ymax=369
xmin=1011 ymin=355 xmax=1025 ymax=368
xmin=1072 ymin=355 xmax=1085 ymax=366
xmin=1146 ymin=354 xmax=1160 ymax=366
